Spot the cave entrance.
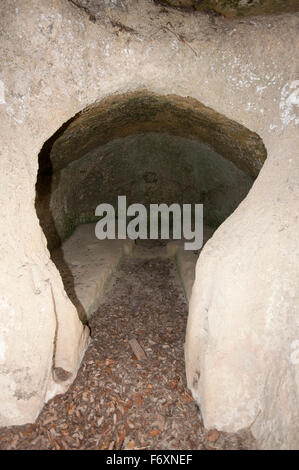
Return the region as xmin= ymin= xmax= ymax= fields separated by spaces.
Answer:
xmin=35 ymin=90 xmax=266 ymax=325
xmin=32 ymin=90 xmax=267 ymax=447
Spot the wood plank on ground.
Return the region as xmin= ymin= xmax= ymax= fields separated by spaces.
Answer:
xmin=129 ymin=337 xmax=147 ymax=361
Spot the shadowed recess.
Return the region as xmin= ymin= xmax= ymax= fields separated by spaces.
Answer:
xmin=36 ymin=91 xmax=267 ymax=250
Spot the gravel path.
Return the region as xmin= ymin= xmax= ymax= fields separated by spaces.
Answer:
xmin=0 ymin=244 xmax=255 ymax=450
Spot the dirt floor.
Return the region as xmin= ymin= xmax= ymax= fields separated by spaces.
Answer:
xmin=0 ymin=242 xmax=256 ymax=450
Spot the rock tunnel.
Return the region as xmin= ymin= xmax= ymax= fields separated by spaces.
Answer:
xmin=35 ymin=92 xmax=266 ymax=320
xmin=0 ymin=0 xmax=298 ymax=451
xmin=36 ymin=92 xmax=265 ymax=252
xmin=32 ymin=91 xmax=266 ymax=449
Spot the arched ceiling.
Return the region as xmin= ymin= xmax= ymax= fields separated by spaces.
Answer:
xmin=46 ymin=91 xmax=267 ymax=179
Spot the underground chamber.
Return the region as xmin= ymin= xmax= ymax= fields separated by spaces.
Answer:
xmin=1 ymin=0 xmax=298 ymax=451
xmin=13 ymin=91 xmax=267 ymax=449
xmin=35 ymin=91 xmax=266 ymax=324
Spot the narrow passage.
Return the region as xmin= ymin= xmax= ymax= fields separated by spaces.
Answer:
xmin=0 ymin=242 xmax=255 ymax=450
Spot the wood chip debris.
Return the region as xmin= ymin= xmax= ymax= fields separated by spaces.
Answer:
xmin=0 ymin=242 xmax=256 ymax=450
